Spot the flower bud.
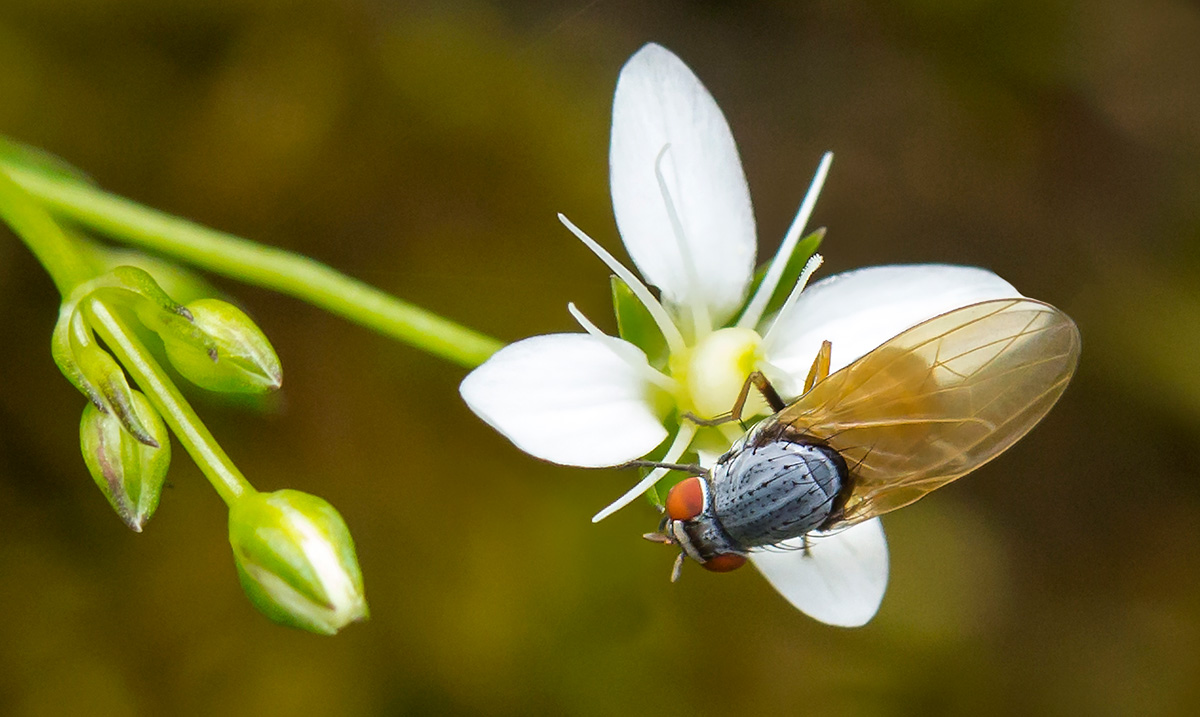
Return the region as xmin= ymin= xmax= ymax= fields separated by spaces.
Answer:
xmin=79 ymin=390 xmax=171 ymax=532
xmin=162 ymin=299 xmax=282 ymax=394
xmin=99 ymin=252 xmax=219 ymax=307
xmin=228 ymin=490 xmax=367 ymax=635
xmin=53 ymin=307 xmax=160 ymax=446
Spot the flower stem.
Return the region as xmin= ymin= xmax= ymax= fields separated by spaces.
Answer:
xmin=3 ymin=163 xmax=503 ymax=368
xmin=0 ymin=166 xmax=94 ymax=294
xmin=82 ymin=297 xmax=254 ymax=505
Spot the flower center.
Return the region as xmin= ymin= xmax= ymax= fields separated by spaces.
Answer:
xmin=676 ymin=327 xmax=768 ymax=420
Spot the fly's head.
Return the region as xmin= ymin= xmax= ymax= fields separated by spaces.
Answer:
xmin=643 ymin=474 xmax=747 ymax=581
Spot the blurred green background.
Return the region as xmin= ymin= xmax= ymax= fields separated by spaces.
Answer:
xmin=2 ymin=0 xmax=1199 ymax=714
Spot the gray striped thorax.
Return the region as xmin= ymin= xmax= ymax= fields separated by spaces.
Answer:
xmin=705 ymin=423 xmax=847 ymax=549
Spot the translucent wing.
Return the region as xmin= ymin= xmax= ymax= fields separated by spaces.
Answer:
xmin=772 ymin=298 xmax=1080 ymax=526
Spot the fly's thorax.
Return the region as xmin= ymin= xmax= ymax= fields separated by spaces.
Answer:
xmin=708 ymin=427 xmax=848 ymax=548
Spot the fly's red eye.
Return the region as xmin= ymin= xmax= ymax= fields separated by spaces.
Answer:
xmin=701 ymin=553 xmax=747 ymax=573
xmin=665 ymin=476 xmax=705 ymax=521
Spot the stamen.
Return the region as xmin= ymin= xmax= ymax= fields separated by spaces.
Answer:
xmin=567 ymin=302 xmax=676 ymax=392
xmin=737 ymin=152 xmax=833 ymax=330
xmin=558 ymin=213 xmax=686 ymax=354
xmin=566 ymin=301 xmax=612 ymax=339
xmin=591 ymin=422 xmax=698 ymax=523
xmin=655 ymin=144 xmax=712 ymax=337
xmin=760 ymin=253 xmax=824 ymax=352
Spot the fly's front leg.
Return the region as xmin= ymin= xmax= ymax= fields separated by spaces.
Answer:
xmin=803 ymin=340 xmax=832 ymax=394
xmin=670 ymin=552 xmax=685 ymax=582
xmin=682 ymin=370 xmax=789 ymax=427
xmin=749 ymin=371 xmax=787 ymax=414
xmin=619 ymin=459 xmax=705 ymax=474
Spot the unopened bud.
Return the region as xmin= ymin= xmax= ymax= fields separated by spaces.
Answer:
xmin=228 ymin=489 xmax=367 ymax=635
xmin=99 ymin=251 xmax=220 ymax=307
xmin=79 ymin=390 xmax=170 ymax=531
xmin=162 ymin=299 xmax=282 ymax=394
xmin=53 ymin=307 xmax=160 ymax=446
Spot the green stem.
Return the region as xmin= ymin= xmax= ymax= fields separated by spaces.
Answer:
xmin=4 ymin=163 xmax=503 ymax=368
xmin=0 ymin=166 xmax=94 ymax=294
xmin=83 ymin=298 xmax=253 ymax=505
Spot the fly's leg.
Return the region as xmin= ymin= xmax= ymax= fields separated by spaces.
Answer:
xmin=803 ymin=340 xmax=832 ymax=394
xmin=642 ymin=532 xmax=686 ymax=582
xmin=682 ymin=370 xmax=788 ymax=426
xmin=670 ymin=552 xmax=685 ymax=582
xmin=683 ymin=340 xmax=831 ymax=427
xmin=619 ymin=459 xmax=705 ymax=474
xmin=748 ymin=371 xmax=787 ymax=414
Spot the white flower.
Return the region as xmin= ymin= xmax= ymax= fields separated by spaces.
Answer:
xmin=460 ymin=43 xmax=1020 ymax=626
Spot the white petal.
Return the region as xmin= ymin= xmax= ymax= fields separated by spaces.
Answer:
xmin=459 ymin=334 xmax=669 ymax=467
xmin=610 ymin=43 xmax=756 ymax=325
xmin=763 ymin=265 xmax=1020 ymax=398
xmin=749 ymin=518 xmax=889 ymax=627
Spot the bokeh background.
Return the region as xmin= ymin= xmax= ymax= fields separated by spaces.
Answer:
xmin=1 ymin=1 xmax=1199 ymax=714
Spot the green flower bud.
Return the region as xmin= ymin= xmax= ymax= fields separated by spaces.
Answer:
xmin=98 ymin=251 xmax=221 ymax=307
xmin=54 ymin=307 xmax=160 ymax=447
xmin=79 ymin=390 xmax=171 ymax=532
xmin=162 ymin=299 xmax=282 ymax=394
xmin=228 ymin=490 xmax=368 ymax=635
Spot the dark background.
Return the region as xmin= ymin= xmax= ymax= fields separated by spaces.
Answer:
xmin=2 ymin=1 xmax=1199 ymax=714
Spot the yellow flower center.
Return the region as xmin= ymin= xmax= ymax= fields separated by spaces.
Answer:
xmin=674 ymin=327 xmax=768 ymax=420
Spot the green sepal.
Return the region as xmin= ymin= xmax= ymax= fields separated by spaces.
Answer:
xmin=611 ymin=275 xmax=669 ymax=370
xmin=51 ymin=307 xmax=159 ymax=446
xmin=96 ymin=248 xmax=222 ymax=306
xmin=86 ymin=266 xmax=206 ymax=348
xmin=80 ymin=391 xmax=171 ymax=532
xmin=747 ymin=228 xmax=825 ymax=320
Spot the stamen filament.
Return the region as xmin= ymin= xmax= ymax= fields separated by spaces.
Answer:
xmin=567 ymin=302 xmax=676 ymax=392
xmin=591 ymin=422 xmax=698 ymax=523
xmin=558 ymin=213 xmax=686 ymax=353
xmin=566 ymin=301 xmax=611 ymax=339
xmin=655 ymin=144 xmax=711 ymax=337
xmin=737 ymin=152 xmax=833 ymax=330
xmin=760 ymin=253 xmax=824 ymax=352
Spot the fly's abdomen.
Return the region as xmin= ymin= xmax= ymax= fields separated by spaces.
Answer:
xmin=710 ymin=439 xmax=846 ymax=548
